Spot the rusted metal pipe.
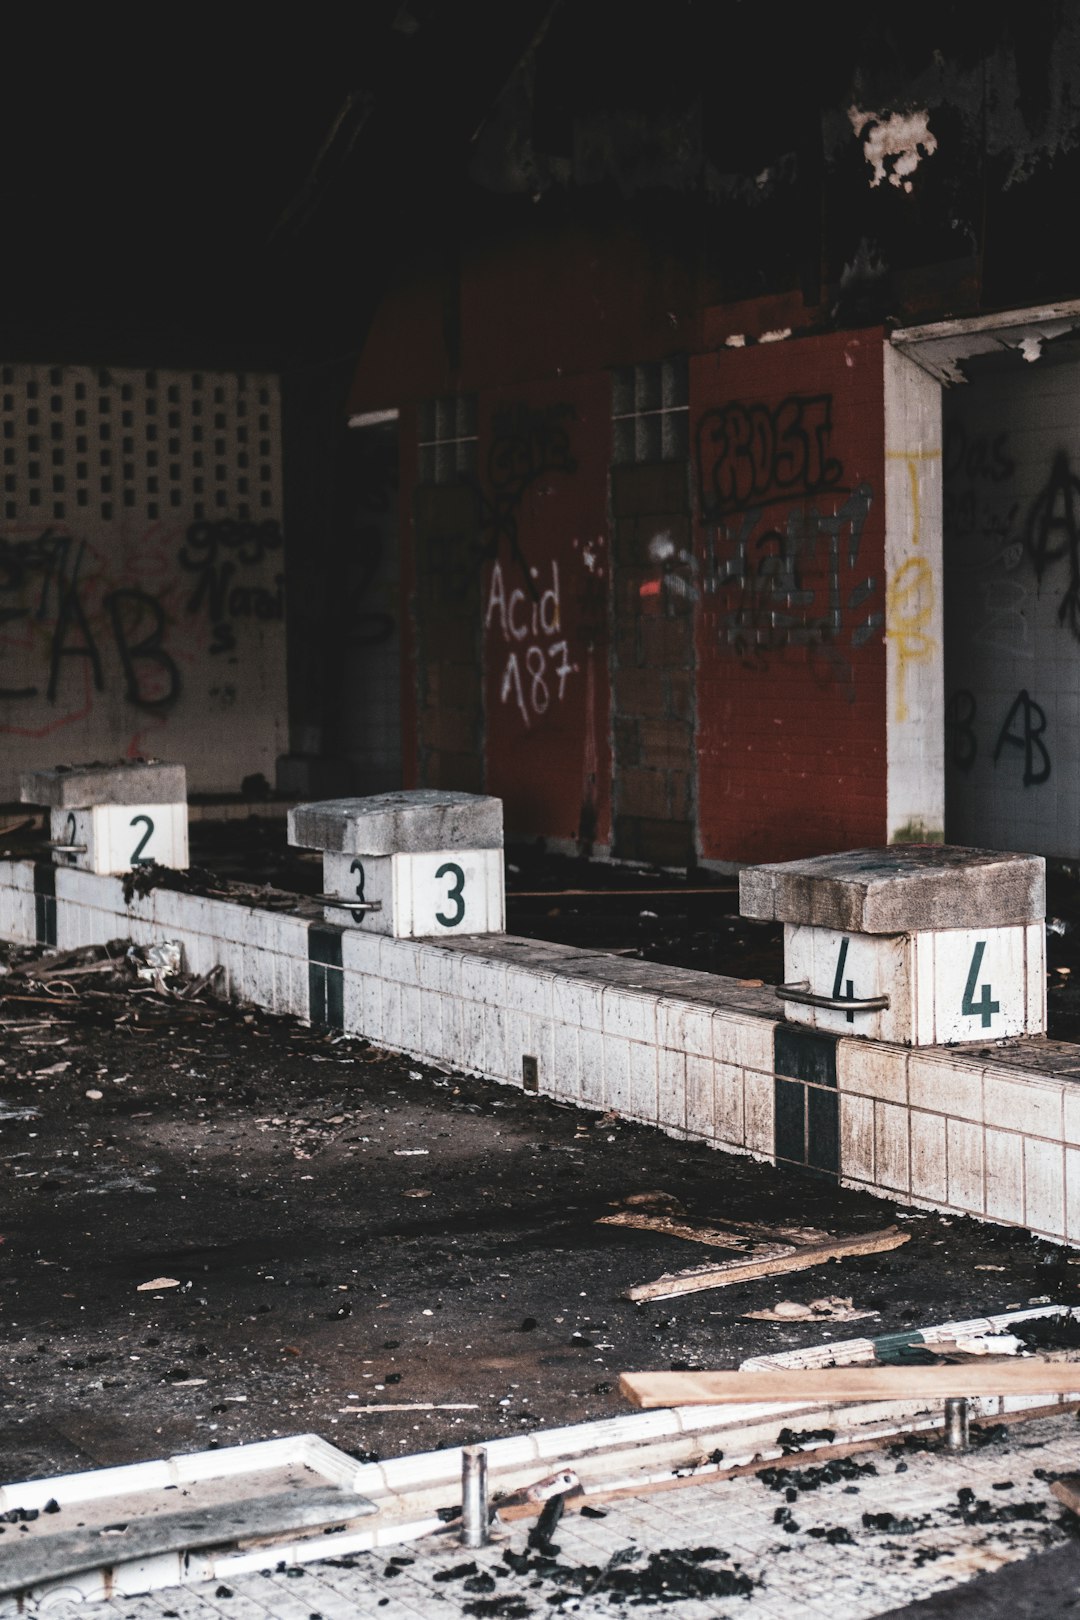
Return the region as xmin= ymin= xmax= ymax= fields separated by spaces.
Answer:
xmin=943 ymin=1396 xmax=969 ymax=1450
xmin=461 ymin=1445 xmax=489 ymax=1547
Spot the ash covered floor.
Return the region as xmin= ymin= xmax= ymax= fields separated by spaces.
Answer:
xmin=3 ymin=940 xmax=1080 ymax=1485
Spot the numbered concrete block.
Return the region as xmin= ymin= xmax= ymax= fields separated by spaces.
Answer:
xmin=323 ymin=850 xmax=505 ymax=936
xmin=742 ymin=845 xmax=1046 ymax=1047
xmin=288 ymin=790 xmax=502 ymax=856
xmin=21 ymin=760 xmax=187 ymax=811
xmin=288 ymin=791 xmax=505 ymax=938
xmin=21 ymin=760 xmax=190 ymax=875
xmin=47 ymin=803 xmax=189 ymax=876
xmin=782 ymin=920 xmax=1045 ymax=1044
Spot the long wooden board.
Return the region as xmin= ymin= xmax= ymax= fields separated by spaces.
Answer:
xmin=621 ymin=1226 xmax=909 ymax=1301
xmin=619 ymin=1359 xmax=1080 ymax=1409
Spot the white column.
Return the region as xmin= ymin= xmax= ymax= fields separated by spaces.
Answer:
xmin=883 ymin=341 xmax=945 ymax=843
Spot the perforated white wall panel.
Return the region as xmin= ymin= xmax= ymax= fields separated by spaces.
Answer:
xmin=0 ymin=362 xmax=286 ymax=796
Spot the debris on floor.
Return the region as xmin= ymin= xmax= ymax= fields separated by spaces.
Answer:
xmin=599 ymin=1209 xmax=910 ymax=1301
xmin=743 ymin=1296 xmax=879 ymax=1323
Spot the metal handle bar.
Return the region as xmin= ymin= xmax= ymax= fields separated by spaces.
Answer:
xmin=314 ymin=895 xmax=383 ymax=913
xmin=776 ymin=979 xmax=890 ymax=1013
xmin=44 ymin=842 xmax=88 ymax=854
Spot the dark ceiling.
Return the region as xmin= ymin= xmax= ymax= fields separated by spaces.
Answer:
xmin=1 ymin=2 xmax=1069 ymax=377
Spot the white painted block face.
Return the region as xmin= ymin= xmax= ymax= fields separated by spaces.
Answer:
xmin=323 ymin=849 xmax=505 ymax=938
xmin=783 ymin=923 xmax=911 ymax=1042
xmin=49 ymin=803 xmax=188 ymax=875
xmin=782 ymin=920 xmax=1045 ymax=1045
xmin=916 ymin=925 xmax=1040 ymax=1044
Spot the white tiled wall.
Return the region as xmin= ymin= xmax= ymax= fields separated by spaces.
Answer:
xmin=4 ymin=857 xmax=1080 ymax=1243
xmin=944 ymin=355 xmax=1080 ymax=856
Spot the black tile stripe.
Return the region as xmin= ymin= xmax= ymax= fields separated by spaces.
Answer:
xmin=773 ymin=1024 xmax=839 ymax=1180
xmin=775 ymin=1025 xmax=837 ymax=1087
xmin=33 ymin=860 xmax=56 ymax=947
xmin=308 ymin=921 xmax=344 ymax=1029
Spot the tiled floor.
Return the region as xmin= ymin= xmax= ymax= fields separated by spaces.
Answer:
xmin=33 ymin=1412 xmax=1080 ymax=1619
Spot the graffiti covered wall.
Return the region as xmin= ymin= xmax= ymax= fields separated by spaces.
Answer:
xmin=944 ymin=355 xmax=1080 ymax=856
xmin=690 ymin=333 xmax=888 ymax=864
xmin=0 ymin=363 xmax=286 ymax=798
xmin=480 ymin=377 xmax=611 ymax=848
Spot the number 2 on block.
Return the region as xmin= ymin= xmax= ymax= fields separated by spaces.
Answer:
xmin=129 ymin=814 xmax=155 ymax=866
xmin=435 ymin=862 xmax=466 ymax=928
xmin=962 ymin=940 xmax=1000 ymax=1027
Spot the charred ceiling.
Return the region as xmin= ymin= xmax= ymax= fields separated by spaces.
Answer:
xmin=2 ymin=4 xmax=1079 ymax=371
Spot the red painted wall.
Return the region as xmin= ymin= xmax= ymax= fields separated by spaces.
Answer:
xmin=479 ymin=374 xmax=612 ymax=847
xmin=690 ymin=331 xmax=887 ymax=864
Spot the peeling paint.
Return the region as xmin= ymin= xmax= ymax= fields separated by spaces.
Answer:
xmin=724 ymin=333 xmax=747 ymax=348
xmin=849 ymin=106 xmax=938 ymax=192
xmin=1019 ymin=335 xmax=1044 ymax=363
xmin=758 ymin=327 xmax=792 ymax=343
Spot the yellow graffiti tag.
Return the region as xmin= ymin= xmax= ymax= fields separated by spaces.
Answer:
xmin=885 ymin=448 xmax=940 ymax=723
xmin=887 ymin=555 xmax=936 ymax=723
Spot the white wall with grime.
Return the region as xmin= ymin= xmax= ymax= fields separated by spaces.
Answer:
xmin=944 ymin=353 xmax=1080 ymax=855
xmin=3 ymin=859 xmax=1080 ymax=1246
xmin=0 ymin=363 xmax=287 ymax=798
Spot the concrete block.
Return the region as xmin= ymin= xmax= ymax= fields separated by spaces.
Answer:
xmin=840 ymin=1093 xmax=875 ymax=1182
xmin=985 ymin=1128 xmax=1025 ymax=1225
xmin=431 ymin=991 xmax=460 ymax=1065
xmin=551 ymin=1023 xmax=581 ymax=1101
xmin=1025 ymin=1137 xmax=1065 ymax=1237
xmin=21 ymin=759 xmax=187 ymax=808
xmin=907 ymin=1051 xmax=983 ymax=1120
xmin=684 ymin=1053 xmax=714 ymax=1139
xmin=553 ymin=977 xmax=604 ymax=1032
xmin=603 ymin=1034 xmax=633 ymax=1114
xmin=910 ymin=1110 xmax=947 ymax=1205
xmin=322 ymin=848 xmax=505 ymax=939
xmin=289 ymin=790 xmax=503 ymax=855
xmin=742 ymin=845 xmax=1045 ymax=933
xmin=628 ymin=1041 xmax=658 ymax=1122
xmin=602 ymin=986 xmax=658 ymax=1045
xmin=837 ymin=1039 xmax=908 ymax=1103
xmin=947 ymin=1119 xmax=985 ymax=1213
xmin=657 ymin=999 xmax=712 ymax=1059
xmin=874 ymin=1100 xmax=911 ymax=1192
xmin=984 ymin=1073 xmax=1063 ymax=1142
xmin=48 ymin=802 xmax=188 ymax=876
xmin=657 ymin=1046 xmax=686 ymax=1130
xmin=743 ymin=1069 xmax=774 ymax=1157
xmin=461 ymin=998 xmax=485 ymax=1071
xmin=1067 ymin=1148 xmax=1080 ymax=1244
xmin=579 ymin=1028 xmax=605 ymax=1105
xmin=714 ymin=1060 xmax=744 ymax=1146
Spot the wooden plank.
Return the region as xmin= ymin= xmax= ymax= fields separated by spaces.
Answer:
xmin=622 ymin=1226 xmax=909 ymax=1301
xmin=0 ymin=1487 xmax=376 ymax=1597
xmin=598 ymin=1210 xmax=832 ymax=1252
xmin=1051 ymin=1475 xmax=1080 ymax=1516
xmin=619 ymin=1358 xmax=1080 ymax=1409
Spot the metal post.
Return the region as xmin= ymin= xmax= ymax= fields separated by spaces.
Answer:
xmin=461 ymin=1445 xmax=489 ymax=1547
xmin=943 ymin=1397 xmax=969 ymax=1450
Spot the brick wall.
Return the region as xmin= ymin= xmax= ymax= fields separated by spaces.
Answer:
xmin=691 ymin=331 xmax=888 ymax=864
xmin=480 ymin=375 xmax=612 ymax=848
xmin=611 ymin=462 xmax=696 ymax=866
xmin=412 ymin=484 xmax=484 ymax=791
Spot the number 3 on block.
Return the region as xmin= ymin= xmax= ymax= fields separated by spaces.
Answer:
xmin=961 ymin=940 xmax=1000 ymax=1028
xmin=435 ymin=862 xmax=466 ymax=928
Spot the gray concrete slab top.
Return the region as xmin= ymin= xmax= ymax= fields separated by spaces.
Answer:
xmin=288 ymin=791 xmax=504 ymax=855
xmin=740 ymin=845 xmax=1046 ymax=934
xmin=19 ymin=761 xmax=188 ymax=809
